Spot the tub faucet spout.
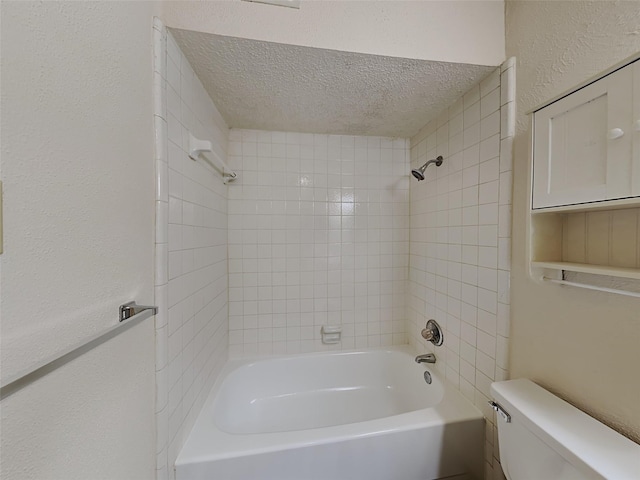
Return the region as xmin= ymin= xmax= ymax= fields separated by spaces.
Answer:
xmin=415 ymin=353 xmax=436 ymax=364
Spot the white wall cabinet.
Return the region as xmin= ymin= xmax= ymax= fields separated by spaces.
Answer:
xmin=532 ymin=58 xmax=639 ymax=209
xmin=529 ymin=55 xmax=640 ymax=294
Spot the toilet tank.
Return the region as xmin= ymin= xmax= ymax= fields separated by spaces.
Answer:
xmin=490 ymin=379 xmax=640 ymax=480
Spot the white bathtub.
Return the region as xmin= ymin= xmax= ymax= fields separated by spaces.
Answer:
xmin=175 ymin=347 xmax=484 ymax=480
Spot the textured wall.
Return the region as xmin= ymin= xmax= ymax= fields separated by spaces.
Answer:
xmin=162 ymin=0 xmax=505 ymax=66
xmin=227 ymin=131 xmax=409 ymax=355
xmin=153 ymin=27 xmax=230 ymax=480
xmin=408 ymin=63 xmax=514 ymax=480
xmin=506 ymin=0 xmax=640 ymax=443
xmin=0 ymin=2 xmax=157 ymax=478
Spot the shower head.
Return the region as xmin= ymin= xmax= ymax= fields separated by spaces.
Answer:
xmin=411 ymin=156 xmax=443 ymax=181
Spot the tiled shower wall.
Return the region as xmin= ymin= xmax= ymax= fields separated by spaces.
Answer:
xmin=227 ymin=132 xmax=410 ymax=355
xmin=408 ymin=60 xmax=515 ymax=480
xmin=153 ymin=22 xmax=229 ymax=480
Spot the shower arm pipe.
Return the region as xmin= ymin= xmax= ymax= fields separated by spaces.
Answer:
xmin=423 ymin=157 xmax=443 ymax=169
xmin=411 ymin=155 xmax=444 ymax=181
xmin=188 ymin=133 xmax=237 ymax=183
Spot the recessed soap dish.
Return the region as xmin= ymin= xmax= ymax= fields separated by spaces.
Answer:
xmin=321 ymin=325 xmax=342 ymax=344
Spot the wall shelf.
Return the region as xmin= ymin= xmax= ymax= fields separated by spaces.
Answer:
xmin=531 ymin=197 xmax=640 ymax=215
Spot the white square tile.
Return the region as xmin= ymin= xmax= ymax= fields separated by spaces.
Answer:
xmin=478 ymin=225 xmax=498 ymax=247
xmin=463 ymin=123 xmax=481 ymax=149
xmin=167 ymin=113 xmax=182 ymax=148
xmin=461 ymin=264 xmax=478 ymax=286
xmin=480 ymin=68 xmax=500 ymax=97
xmin=450 ymin=113 xmax=463 ymax=136
xmin=478 ymin=246 xmax=498 ymax=269
xmin=479 ymin=157 xmax=500 ymax=184
xmin=479 ymin=180 xmax=499 ymax=205
xmin=480 ymin=110 xmax=500 ymax=140
xmin=462 ymin=226 xmax=479 ymax=245
xmin=460 ymin=359 xmax=476 ymax=383
xmin=479 ymin=203 xmax=499 ymax=225
xmin=462 ymin=206 xmax=479 ymax=226
xmin=476 ymin=350 xmax=495 ymax=379
xmin=477 ymin=266 xmax=498 ymax=291
xmin=462 ymin=186 xmax=478 ymax=207
xmin=477 ymin=329 xmax=496 ymax=358
xmin=463 ymin=144 xmax=480 ymax=169
xmin=461 ymin=321 xmax=477 ymax=346
xmin=481 ymin=87 xmax=500 ymax=118
xmin=464 ymin=101 xmax=481 ymax=127
xmin=478 ymin=307 xmax=497 ymax=334
xmin=463 ymin=165 xmax=480 ymax=188
xmin=461 ymin=283 xmax=478 ymax=307
xmin=480 ymin=135 xmax=500 ymax=163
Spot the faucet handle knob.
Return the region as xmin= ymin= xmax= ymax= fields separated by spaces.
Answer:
xmin=421 ymin=328 xmax=434 ymax=341
xmin=421 ymin=319 xmax=443 ymax=346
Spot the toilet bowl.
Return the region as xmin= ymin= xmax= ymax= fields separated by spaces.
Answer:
xmin=490 ymin=379 xmax=640 ymax=479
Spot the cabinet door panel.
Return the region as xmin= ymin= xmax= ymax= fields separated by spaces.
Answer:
xmin=533 ymin=62 xmax=636 ymax=209
xmin=533 ymin=81 xmax=609 ymax=208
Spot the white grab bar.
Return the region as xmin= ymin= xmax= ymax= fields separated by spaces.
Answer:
xmin=188 ymin=133 xmax=237 ymax=183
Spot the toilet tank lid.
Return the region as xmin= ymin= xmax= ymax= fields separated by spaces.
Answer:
xmin=491 ymin=379 xmax=640 ymax=480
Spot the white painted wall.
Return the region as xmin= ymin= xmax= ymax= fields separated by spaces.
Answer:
xmin=506 ymin=0 xmax=640 ymax=443
xmin=153 ymin=27 xmax=231 ymax=480
xmin=161 ymin=0 xmax=505 ymax=66
xmin=0 ymin=2 xmax=158 ymax=478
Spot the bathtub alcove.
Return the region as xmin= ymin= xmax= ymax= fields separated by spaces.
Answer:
xmin=153 ymin=17 xmax=513 ymax=480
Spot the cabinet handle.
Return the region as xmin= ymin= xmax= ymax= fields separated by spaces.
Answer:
xmin=607 ymin=128 xmax=625 ymax=140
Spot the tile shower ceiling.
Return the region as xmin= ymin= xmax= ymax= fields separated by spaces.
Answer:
xmin=169 ymin=28 xmax=495 ymax=138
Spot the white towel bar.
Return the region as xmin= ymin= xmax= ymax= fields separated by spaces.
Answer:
xmin=543 ymin=277 xmax=640 ymax=298
xmin=188 ymin=133 xmax=237 ymax=183
xmin=0 ymin=303 xmax=157 ymax=400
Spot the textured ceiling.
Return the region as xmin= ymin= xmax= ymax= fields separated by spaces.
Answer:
xmin=170 ymin=28 xmax=495 ymax=138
